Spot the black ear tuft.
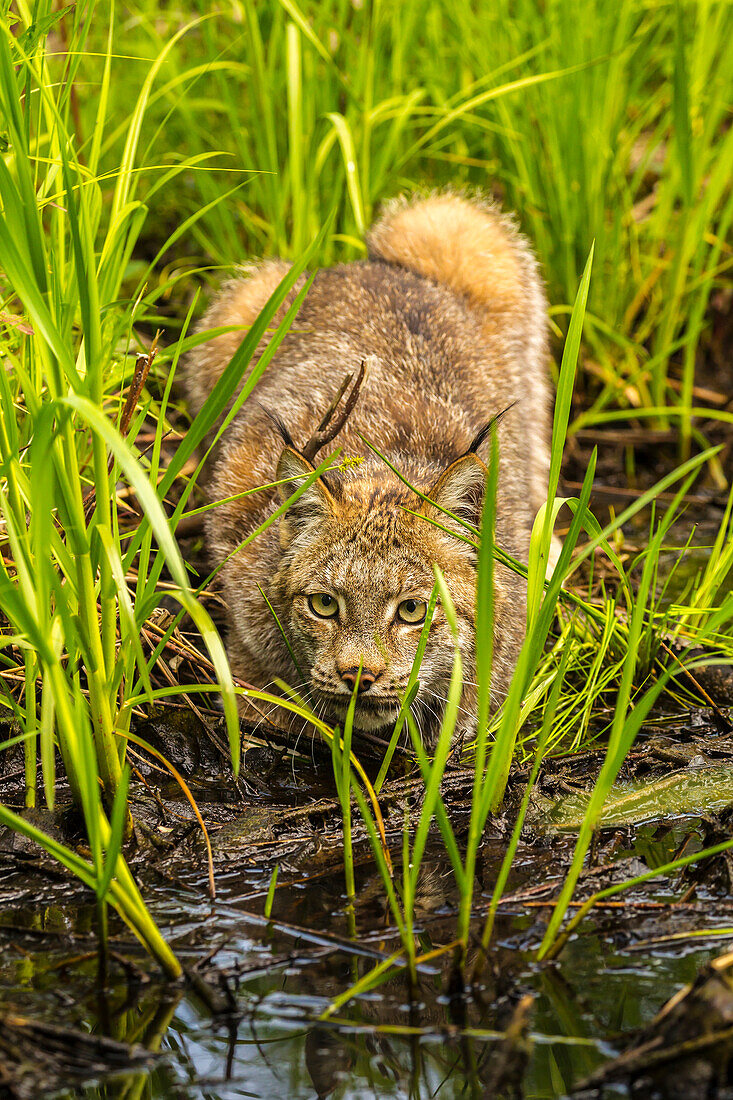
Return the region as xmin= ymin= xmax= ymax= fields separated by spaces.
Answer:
xmin=463 ymin=402 xmax=515 ymax=456
xmin=261 ymin=405 xmax=296 ymax=448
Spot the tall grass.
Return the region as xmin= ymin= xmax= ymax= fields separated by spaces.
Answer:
xmin=76 ymin=0 xmax=733 ymax=439
xmin=0 ymin=0 xmax=311 ymax=971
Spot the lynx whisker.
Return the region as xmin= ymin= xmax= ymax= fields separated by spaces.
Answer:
xmin=423 ymin=686 xmax=475 ymax=721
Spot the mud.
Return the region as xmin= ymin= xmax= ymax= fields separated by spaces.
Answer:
xmin=2 ymin=698 xmax=733 ymax=1098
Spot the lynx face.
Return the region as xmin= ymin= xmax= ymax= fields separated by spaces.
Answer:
xmin=272 ymin=448 xmax=485 ymax=741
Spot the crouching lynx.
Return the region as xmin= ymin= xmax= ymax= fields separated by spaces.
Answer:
xmin=184 ymin=192 xmax=551 ymax=749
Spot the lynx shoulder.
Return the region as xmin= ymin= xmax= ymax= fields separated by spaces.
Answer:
xmin=184 ymin=192 xmax=551 ymax=747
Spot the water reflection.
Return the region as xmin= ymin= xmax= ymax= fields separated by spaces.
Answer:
xmin=1 ymin=846 xmax=721 ymax=1098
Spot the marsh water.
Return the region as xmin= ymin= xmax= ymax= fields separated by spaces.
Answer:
xmin=3 ymin=721 xmax=733 ymax=1100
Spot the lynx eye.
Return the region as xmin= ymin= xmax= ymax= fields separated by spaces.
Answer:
xmin=397 ymin=598 xmax=427 ymax=625
xmin=308 ymin=592 xmax=338 ymax=619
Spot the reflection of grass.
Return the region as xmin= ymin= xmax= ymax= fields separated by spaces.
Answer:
xmin=0 ymin=0 xmax=732 ymax=984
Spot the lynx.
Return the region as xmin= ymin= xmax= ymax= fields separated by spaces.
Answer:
xmin=184 ymin=192 xmax=550 ymax=748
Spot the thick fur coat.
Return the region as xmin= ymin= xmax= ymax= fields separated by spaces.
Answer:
xmin=183 ymin=193 xmax=550 ymax=747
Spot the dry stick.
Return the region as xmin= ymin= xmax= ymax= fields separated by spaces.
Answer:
xmin=140 ymin=625 xmax=254 ymax=796
xmin=658 ymin=638 xmax=733 ymax=732
xmin=575 ymin=427 xmax=678 ymax=445
xmin=143 ymin=616 xmax=319 ymax=760
xmin=141 ymin=628 xmax=212 ymax=728
xmin=504 ymin=899 xmax=705 ymax=911
xmin=142 ymin=617 xmax=223 ymax=672
xmin=82 ymin=335 xmax=160 ymax=522
xmin=120 ymin=334 xmax=161 ymax=436
xmin=564 ymin=480 xmax=711 ymax=505
xmin=140 ymin=620 xmax=281 ymax=735
xmin=301 ymin=356 xmax=369 ymax=462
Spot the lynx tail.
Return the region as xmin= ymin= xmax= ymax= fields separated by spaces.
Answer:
xmin=367 ymin=192 xmax=540 ymax=323
xmin=368 ymin=191 xmax=549 ymax=510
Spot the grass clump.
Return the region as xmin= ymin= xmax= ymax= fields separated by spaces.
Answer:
xmin=0 ymin=0 xmax=245 ymax=974
xmin=74 ymin=0 xmax=733 ymax=439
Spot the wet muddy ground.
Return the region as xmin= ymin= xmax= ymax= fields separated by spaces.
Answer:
xmin=2 ymin=696 xmax=733 ymax=1099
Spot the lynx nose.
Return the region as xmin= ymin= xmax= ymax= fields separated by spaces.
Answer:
xmin=340 ymin=667 xmax=377 ymax=694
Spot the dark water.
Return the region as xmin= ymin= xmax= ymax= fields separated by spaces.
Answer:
xmin=1 ymin=815 xmax=730 ymax=1100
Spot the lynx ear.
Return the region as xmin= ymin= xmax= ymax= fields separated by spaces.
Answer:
xmin=423 ymin=453 xmax=486 ymax=533
xmin=276 ymin=447 xmax=335 ymax=549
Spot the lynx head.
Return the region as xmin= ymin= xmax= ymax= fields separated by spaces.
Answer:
xmin=272 ymin=447 xmax=487 ymax=743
